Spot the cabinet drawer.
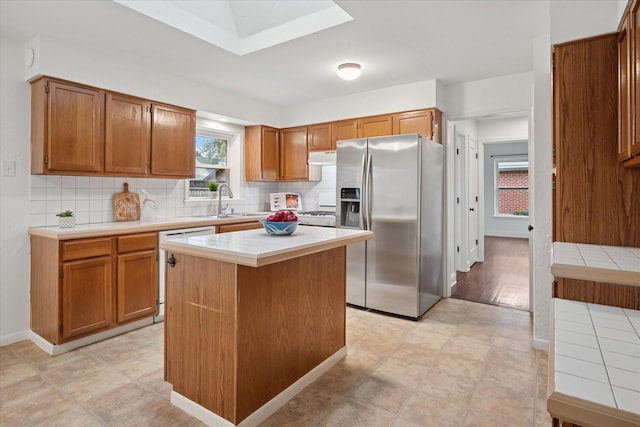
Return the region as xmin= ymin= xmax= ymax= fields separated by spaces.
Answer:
xmin=216 ymin=222 xmax=262 ymax=233
xmin=62 ymin=238 xmax=112 ymax=261
xmin=117 ymin=233 xmax=158 ymax=253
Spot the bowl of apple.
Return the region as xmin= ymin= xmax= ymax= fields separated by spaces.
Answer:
xmin=260 ymin=210 xmax=299 ymax=235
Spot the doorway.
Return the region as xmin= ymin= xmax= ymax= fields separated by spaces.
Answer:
xmin=450 ymin=115 xmax=532 ymax=312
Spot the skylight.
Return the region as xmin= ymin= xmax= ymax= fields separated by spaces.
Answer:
xmin=113 ymin=0 xmax=353 ymax=56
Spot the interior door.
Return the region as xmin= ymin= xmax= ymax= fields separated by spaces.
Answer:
xmin=467 ymin=137 xmax=479 ymax=267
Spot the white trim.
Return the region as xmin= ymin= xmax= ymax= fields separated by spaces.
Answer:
xmin=0 ymin=330 xmax=29 ymax=346
xmin=533 ymin=337 xmax=549 ymax=351
xmin=171 ymin=346 xmax=347 ymax=427
xmin=29 ymin=317 xmax=153 ymax=355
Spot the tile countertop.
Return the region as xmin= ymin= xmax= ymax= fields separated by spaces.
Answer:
xmin=548 ymin=298 xmax=640 ymax=427
xmin=27 ymin=215 xmax=270 ymax=240
xmin=159 ymin=225 xmax=373 ymax=267
xmin=551 ymin=242 xmax=640 ymax=287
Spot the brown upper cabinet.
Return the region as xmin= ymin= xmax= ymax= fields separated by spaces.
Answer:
xmin=31 ymin=76 xmax=196 ymax=177
xmin=280 ymin=126 xmax=309 ymax=180
xmin=31 ymin=79 xmax=104 ymax=174
xmin=358 ymin=114 xmax=393 ymax=138
xmin=309 ymin=123 xmax=333 ymax=151
xmin=245 ymin=125 xmax=280 ymax=181
xmin=619 ymin=0 xmax=640 ymax=167
xmin=633 ymin=0 xmax=640 ymax=158
xmin=331 ymin=119 xmax=358 ymax=149
xmin=105 ymin=93 xmax=151 ymax=174
xmin=149 ymin=103 xmax=196 ymax=177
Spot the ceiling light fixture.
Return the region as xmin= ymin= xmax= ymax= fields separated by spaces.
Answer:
xmin=337 ymin=63 xmax=362 ymax=80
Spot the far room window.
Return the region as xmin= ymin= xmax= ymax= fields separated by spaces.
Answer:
xmin=495 ymin=157 xmax=529 ymax=217
xmin=187 ymin=131 xmax=230 ymax=198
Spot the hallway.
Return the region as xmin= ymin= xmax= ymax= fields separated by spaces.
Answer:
xmin=452 ymin=236 xmax=529 ymax=311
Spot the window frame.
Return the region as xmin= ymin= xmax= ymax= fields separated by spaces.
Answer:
xmin=184 ymin=124 xmax=238 ymax=202
xmin=493 ymin=155 xmax=529 ymax=218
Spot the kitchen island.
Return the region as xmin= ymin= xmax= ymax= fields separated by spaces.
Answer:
xmin=159 ymin=225 xmax=373 ymax=427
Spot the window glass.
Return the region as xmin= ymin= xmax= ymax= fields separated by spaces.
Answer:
xmin=495 ymin=159 xmax=528 ymax=216
xmin=188 ymin=133 xmax=230 ymax=198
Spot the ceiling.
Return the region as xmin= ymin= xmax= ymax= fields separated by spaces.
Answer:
xmin=1 ymin=0 xmax=550 ymax=108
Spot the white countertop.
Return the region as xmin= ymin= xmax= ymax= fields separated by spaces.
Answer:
xmin=28 ymin=215 xmax=269 ymax=240
xmin=548 ymin=298 xmax=640 ymax=426
xmin=551 ymin=242 xmax=640 ymax=287
xmin=160 ymin=225 xmax=373 ymax=267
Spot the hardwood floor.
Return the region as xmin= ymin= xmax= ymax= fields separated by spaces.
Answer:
xmin=452 ymin=236 xmax=529 ymax=311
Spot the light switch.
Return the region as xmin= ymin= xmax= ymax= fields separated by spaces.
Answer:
xmin=2 ymin=160 xmax=16 ymax=177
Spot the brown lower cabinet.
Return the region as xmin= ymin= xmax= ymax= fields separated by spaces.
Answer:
xmin=31 ymin=232 xmax=158 ymax=344
xmin=216 ymin=221 xmax=262 ymax=233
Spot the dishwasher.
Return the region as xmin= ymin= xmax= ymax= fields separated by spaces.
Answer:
xmin=156 ymin=225 xmax=215 ymax=322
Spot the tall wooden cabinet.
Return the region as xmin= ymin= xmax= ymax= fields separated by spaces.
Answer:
xmin=245 ymin=125 xmax=280 ymax=181
xmin=553 ymin=32 xmax=640 ymax=308
xmin=31 ymin=76 xmax=196 ymax=178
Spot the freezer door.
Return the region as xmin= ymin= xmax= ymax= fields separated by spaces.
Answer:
xmin=336 ymin=138 xmax=367 ymax=307
xmin=366 ymin=134 xmax=420 ymax=317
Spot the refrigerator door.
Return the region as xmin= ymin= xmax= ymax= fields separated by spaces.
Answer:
xmin=419 ymin=138 xmax=444 ymax=315
xmin=336 ymin=138 xmax=368 ymax=307
xmin=366 ymin=134 xmax=421 ymax=317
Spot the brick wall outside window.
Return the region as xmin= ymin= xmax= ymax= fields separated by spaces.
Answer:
xmin=497 ymin=170 xmax=528 ymax=215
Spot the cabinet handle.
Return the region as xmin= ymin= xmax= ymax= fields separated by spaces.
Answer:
xmin=469 ymin=208 xmax=475 ymax=212
xmin=167 ymin=254 xmax=176 ymax=268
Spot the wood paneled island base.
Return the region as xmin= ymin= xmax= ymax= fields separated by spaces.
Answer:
xmin=164 ymin=245 xmax=349 ymax=426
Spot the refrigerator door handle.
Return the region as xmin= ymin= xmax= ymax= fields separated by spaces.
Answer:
xmin=365 ymin=153 xmax=373 ymax=230
xmin=360 ymin=153 xmax=368 ymax=230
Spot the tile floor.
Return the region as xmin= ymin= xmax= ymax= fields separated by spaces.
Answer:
xmin=0 ymin=298 xmax=551 ymax=426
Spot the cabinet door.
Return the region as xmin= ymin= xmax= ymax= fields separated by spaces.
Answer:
xmin=62 ymin=256 xmax=112 ymax=340
xmin=47 ymin=80 xmax=103 ymax=173
xmin=309 ymin=123 xmax=333 ymax=151
xmin=358 ymin=115 xmax=392 ymax=138
xmin=280 ymin=127 xmax=308 ymax=180
xmin=392 ymin=110 xmax=433 ymax=139
xmin=150 ymin=103 xmax=196 ymax=177
xmin=117 ymin=249 xmax=158 ymax=323
xmin=105 ymin=93 xmax=151 ymax=174
xmin=633 ymin=0 xmax=640 ymax=157
xmin=261 ymin=126 xmax=280 ymax=180
xmin=332 ymin=119 xmax=358 ymax=147
xmin=619 ymin=16 xmax=632 ymax=162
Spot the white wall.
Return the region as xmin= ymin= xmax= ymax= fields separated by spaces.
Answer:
xmin=445 ymin=72 xmax=533 ymax=120
xmin=0 ymin=37 xmax=31 ymax=345
xmin=280 ymin=79 xmax=441 ymax=127
xmin=551 ymin=1 xmax=622 ymax=45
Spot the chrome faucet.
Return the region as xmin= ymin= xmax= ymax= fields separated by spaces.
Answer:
xmin=217 ymin=183 xmax=234 ymax=216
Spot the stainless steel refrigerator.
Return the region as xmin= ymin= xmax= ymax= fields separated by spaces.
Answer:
xmin=336 ymin=134 xmax=443 ymax=319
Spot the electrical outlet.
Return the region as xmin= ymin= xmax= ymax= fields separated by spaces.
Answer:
xmin=2 ymin=160 xmax=16 ymax=177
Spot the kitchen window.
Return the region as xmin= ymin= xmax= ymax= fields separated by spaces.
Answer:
xmin=186 ymin=129 xmax=231 ymax=199
xmin=494 ymin=157 xmax=529 ymax=217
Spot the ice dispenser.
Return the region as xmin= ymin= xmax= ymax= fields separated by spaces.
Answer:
xmin=339 ymin=187 xmax=361 ymax=228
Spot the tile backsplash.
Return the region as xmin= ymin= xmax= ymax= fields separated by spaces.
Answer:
xmin=29 ymin=165 xmax=336 ymax=227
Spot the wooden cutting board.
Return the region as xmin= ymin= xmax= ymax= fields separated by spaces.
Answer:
xmin=113 ymin=183 xmax=140 ymax=221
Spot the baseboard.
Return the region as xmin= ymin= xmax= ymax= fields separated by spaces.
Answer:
xmin=533 ymin=337 xmax=549 ymax=351
xmin=0 ymin=330 xmax=29 ymax=346
xmin=485 ymin=231 xmax=529 ymax=239
xmin=29 ymin=317 xmax=153 ymax=355
xmin=172 ymin=346 xmax=347 ymax=427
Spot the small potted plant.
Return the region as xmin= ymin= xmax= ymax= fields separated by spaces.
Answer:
xmin=56 ymin=210 xmax=75 ymax=228
xmin=207 ymin=181 xmax=219 ymax=198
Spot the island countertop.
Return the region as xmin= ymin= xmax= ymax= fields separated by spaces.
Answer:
xmin=160 ymin=225 xmax=373 ymax=267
